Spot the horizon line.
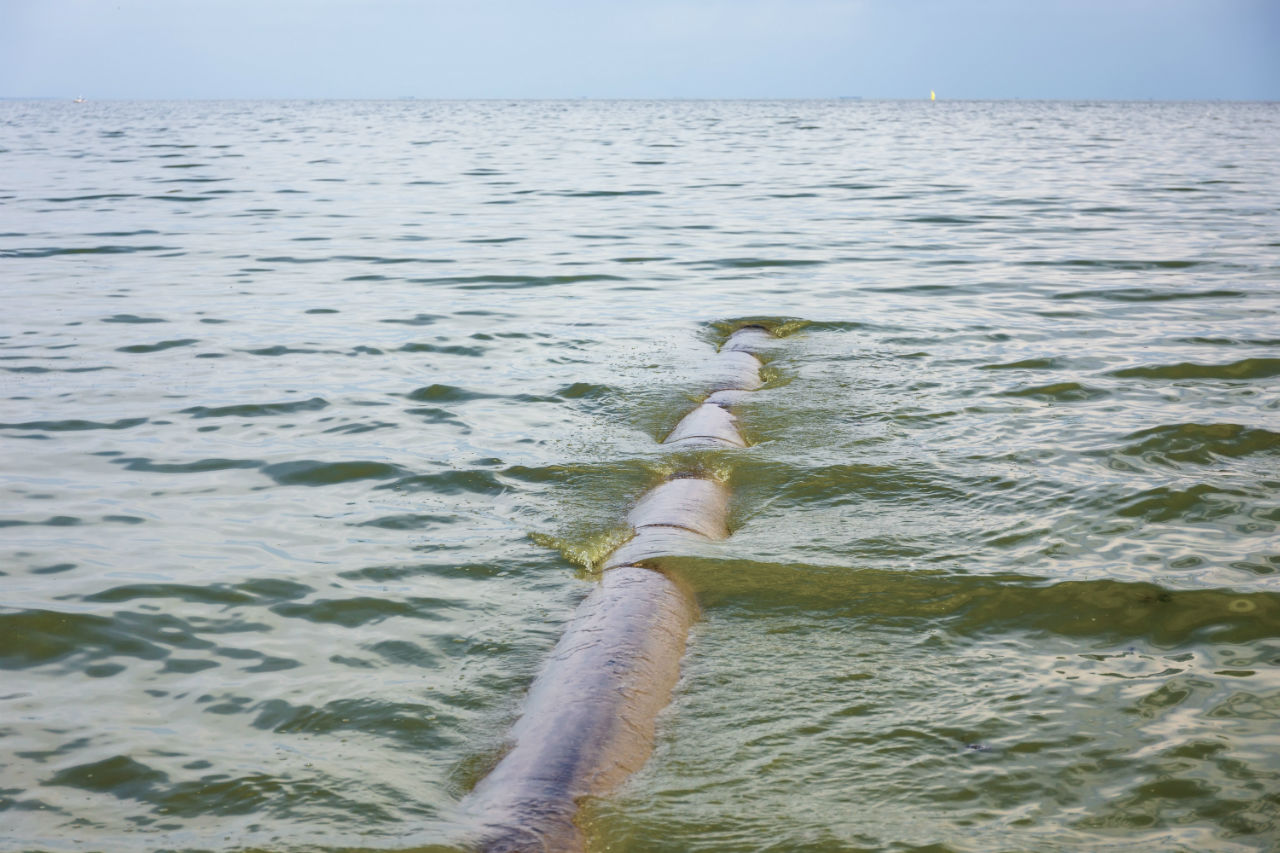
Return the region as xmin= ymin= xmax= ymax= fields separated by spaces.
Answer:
xmin=3 ymin=95 xmax=1277 ymax=103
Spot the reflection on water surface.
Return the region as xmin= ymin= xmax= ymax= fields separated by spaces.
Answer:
xmin=1 ymin=99 xmax=1278 ymax=852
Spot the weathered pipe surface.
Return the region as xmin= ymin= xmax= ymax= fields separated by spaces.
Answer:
xmin=627 ymin=477 xmax=731 ymax=539
xmin=707 ymin=349 xmax=764 ymax=391
xmin=463 ymin=566 xmax=697 ymax=852
xmin=664 ymin=403 xmax=746 ymax=448
xmin=462 ymin=325 xmax=771 ymax=851
xmin=720 ymin=325 xmax=775 ymax=353
xmin=602 ymin=524 xmax=710 ymax=570
xmin=703 ymin=388 xmax=755 ymax=408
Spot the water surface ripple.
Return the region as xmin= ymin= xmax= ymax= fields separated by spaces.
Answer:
xmin=1 ymin=100 xmax=1278 ymax=852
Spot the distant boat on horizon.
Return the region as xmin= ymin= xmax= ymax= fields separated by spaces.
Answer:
xmin=73 ymin=95 xmax=86 ymax=103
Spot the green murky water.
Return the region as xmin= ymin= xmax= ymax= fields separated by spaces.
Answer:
xmin=1 ymin=100 xmax=1277 ymax=851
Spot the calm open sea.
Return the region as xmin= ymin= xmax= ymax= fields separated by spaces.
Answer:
xmin=1 ymin=99 xmax=1278 ymax=852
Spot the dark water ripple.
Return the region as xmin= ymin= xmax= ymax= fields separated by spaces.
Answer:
xmin=1 ymin=99 xmax=1278 ymax=852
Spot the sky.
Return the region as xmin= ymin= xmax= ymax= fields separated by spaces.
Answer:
xmin=2 ymin=0 xmax=1277 ymax=100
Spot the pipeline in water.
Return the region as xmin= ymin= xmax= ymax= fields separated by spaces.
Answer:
xmin=460 ymin=324 xmax=777 ymax=852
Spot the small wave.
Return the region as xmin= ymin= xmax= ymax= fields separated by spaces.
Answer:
xmin=163 ymin=658 xmax=221 ymax=673
xmin=377 ymin=470 xmax=505 ymax=496
xmin=877 ymin=283 xmax=957 ymax=294
xmin=333 ymin=254 xmax=452 ymax=265
xmin=31 ymin=563 xmax=76 ymax=575
xmin=242 ymin=345 xmax=328 ymax=356
xmin=181 ymin=398 xmax=329 ymax=418
xmin=1030 ymin=259 xmax=1203 ymax=270
xmin=234 ymin=577 xmax=314 ymax=601
xmin=686 ymin=566 xmax=1280 ymax=647
xmin=1174 ymin=336 xmax=1280 ymax=347
xmin=102 ymin=313 xmax=166 ymax=324
xmin=269 ymin=597 xmax=427 ymax=628
xmin=40 ymin=754 xmax=386 ymax=819
xmin=116 ymin=339 xmax=199 ymax=354
xmin=84 ymin=582 xmax=255 ymax=606
xmin=979 ymin=357 xmax=1064 ymax=370
xmin=704 ymin=317 xmax=810 ymax=340
xmin=256 ymin=255 xmax=327 ymax=264
xmin=684 ymin=257 xmax=824 ymax=269
xmin=548 ymin=190 xmax=662 ymax=197
xmin=0 ymin=609 xmax=166 ymax=669
xmin=260 ymin=460 xmax=407 ymax=487
xmin=366 ymin=640 xmax=442 ymax=669
xmin=46 ymin=755 xmax=167 ymax=797
xmin=1113 ymin=483 xmax=1261 ymax=525
xmin=156 ymin=176 xmax=228 ymax=184
xmin=1109 ymin=358 xmax=1280 ymax=381
xmin=357 ymin=514 xmax=456 ymax=530
xmin=405 ymin=406 xmax=465 ymax=425
xmin=380 ymin=313 xmax=442 ymax=325
xmin=554 ymin=382 xmax=614 ymax=400
xmin=323 ymin=421 xmax=398 ymax=435
xmin=769 ymin=462 xmax=965 ymax=507
xmin=1111 ymin=422 xmax=1280 ymax=466
xmin=897 ymin=215 xmax=981 ymax=224
xmin=419 ymin=274 xmax=626 ymax=289
xmin=42 ymin=193 xmax=140 ymax=202
xmin=111 ymin=457 xmax=263 ymax=474
xmin=0 ymin=417 xmax=147 ymax=432
xmin=998 ymin=381 xmax=1109 ymax=402
xmin=399 ymin=343 xmax=487 ymax=356
xmin=250 ymin=697 xmax=450 ymax=751
xmin=1053 ymin=287 xmax=1243 ymax=302
xmin=0 ymin=516 xmax=81 ymax=528
xmin=1 ymin=245 xmax=173 ymax=258
xmin=405 ymin=383 xmax=493 ymax=403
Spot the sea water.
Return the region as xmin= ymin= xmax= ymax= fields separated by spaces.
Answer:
xmin=1 ymin=99 xmax=1278 ymax=851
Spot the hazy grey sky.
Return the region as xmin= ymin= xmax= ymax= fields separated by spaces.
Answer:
xmin=2 ymin=0 xmax=1277 ymax=100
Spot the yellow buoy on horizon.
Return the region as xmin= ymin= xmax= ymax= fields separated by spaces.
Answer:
xmin=930 ymin=90 xmax=936 ymax=101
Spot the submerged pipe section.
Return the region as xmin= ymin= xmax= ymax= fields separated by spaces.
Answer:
xmin=463 ymin=325 xmax=772 ymax=852
xmin=462 ymin=566 xmax=696 ymax=852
